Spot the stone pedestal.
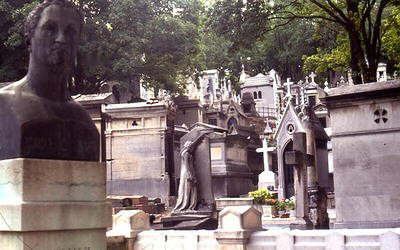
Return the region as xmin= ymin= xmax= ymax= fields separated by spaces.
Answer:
xmin=215 ymin=206 xmax=262 ymax=250
xmin=0 ymin=158 xmax=112 ymax=250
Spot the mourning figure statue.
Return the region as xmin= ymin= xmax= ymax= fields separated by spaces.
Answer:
xmin=0 ymin=0 xmax=99 ymax=161
xmin=174 ymin=130 xmax=210 ymax=212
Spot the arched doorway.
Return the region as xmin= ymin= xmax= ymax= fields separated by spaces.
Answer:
xmin=283 ymin=140 xmax=295 ymax=198
xmin=227 ymin=117 xmax=238 ymax=131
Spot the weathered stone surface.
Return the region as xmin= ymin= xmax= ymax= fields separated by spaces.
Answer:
xmin=107 ymin=210 xmax=150 ymax=238
xmin=132 ymin=227 xmax=400 ymax=250
xmin=323 ymin=80 xmax=400 ymax=229
xmin=0 ymin=229 xmax=107 ymax=250
xmin=0 ymin=158 xmax=106 ymax=202
xmin=284 ymin=150 xmax=304 ymax=165
xmin=104 ymin=102 xmax=175 ymax=204
xmin=0 ymin=202 xmax=110 ymax=231
xmin=0 ymin=158 xmax=111 ymax=250
xmin=218 ymin=206 xmax=262 ymax=230
xmin=209 ymin=127 xmax=262 ymax=198
xmin=215 ymin=198 xmax=253 ymax=211
xmin=177 ymin=124 xmax=215 ymax=212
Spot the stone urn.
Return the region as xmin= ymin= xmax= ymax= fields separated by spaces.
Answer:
xmin=262 ymin=205 xmax=279 ymax=218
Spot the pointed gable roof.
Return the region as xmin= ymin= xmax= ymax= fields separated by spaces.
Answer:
xmin=274 ymin=102 xmax=305 ymax=143
xmin=242 ymin=73 xmax=273 ymax=87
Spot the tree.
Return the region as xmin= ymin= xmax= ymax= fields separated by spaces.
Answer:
xmin=277 ymin=0 xmax=400 ymax=84
xmin=208 ymin=0 xmax=399 ymax=84
xmin=72 ymin=0 xmax=203 ymax=94
xmin=381 ymin=6 xmax=400 ymax=72
xmin=303 ymin=26 xmax=350 ymax=80
xmin=0 ymin=0 xmax=204 ymax=94
xmin=206 ymin=0 xmax=320 ymax=85
xmin=0 ymin=1 xmax=39 ymax=82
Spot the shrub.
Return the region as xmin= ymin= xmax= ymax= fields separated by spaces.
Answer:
xmin=248 ymin=189 xmax=272 ymax=204
xmin=265 ymin=198 xmax=277 ymax=206
xmin=275 ymin=200 xmax=287 ymax=211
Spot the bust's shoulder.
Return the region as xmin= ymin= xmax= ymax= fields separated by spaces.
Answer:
xmin=0 ymin=82 xmax=13 ymax=89
xmin=0 ymin=79 xmax=27 ymax=97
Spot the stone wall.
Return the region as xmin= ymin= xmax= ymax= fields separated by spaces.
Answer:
xmin=104 ymin=102 xmax=175 ymax=204
xmin=108 ymin=228 xmax=400 ymax=250
xmin=107 ymin=206 xmax=400 ymax=250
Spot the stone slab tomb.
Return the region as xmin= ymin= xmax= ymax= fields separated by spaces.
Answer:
xmin=323 ymin=80 xmax=400 ymax=229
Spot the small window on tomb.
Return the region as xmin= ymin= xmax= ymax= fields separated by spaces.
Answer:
xmin=258 ymin=91 xmax=262 ymax=99
xmin=253 ymin=92 xmax=257 ymax=99
xmin=318 ymin=117 xmax=327 ymax=128
xmin=208 ymin=118 xmax=217 ymax=126
xmin=308 ymin=95 xmax=316 ymax=107
xmin=227 ymin=117 xmax=238 ymax=130
xmin=374 ymin=108 xmax=388 ymax=124
xmin=286 ymin=123 xmax=295 ymax=134
xmin=207 ymin=78 xmax=213 ymax=93
xmin=131 ymin=118 xmax=141 ymax=128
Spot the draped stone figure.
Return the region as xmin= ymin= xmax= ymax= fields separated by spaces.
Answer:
xmin=174 ymin=129 xmax=211 ymax=212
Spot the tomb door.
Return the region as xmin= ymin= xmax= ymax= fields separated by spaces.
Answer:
xmin=283 ymin=141 xmax=295 ymax=198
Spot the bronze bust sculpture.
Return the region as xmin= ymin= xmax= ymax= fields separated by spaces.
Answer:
xmin=0 ymin=0 xmax=99 ymax=161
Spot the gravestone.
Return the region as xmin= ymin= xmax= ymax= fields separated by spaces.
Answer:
xmin=0 ymin=1 xmax=110 ymax=249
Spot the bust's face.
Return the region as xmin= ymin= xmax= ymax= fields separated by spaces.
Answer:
xmin=30 ymin=5 xmax=80 ymax=69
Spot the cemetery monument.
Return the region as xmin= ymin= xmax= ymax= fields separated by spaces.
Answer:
xmin=160 ymin=125 xmax=217 ymax=229
xmin=174 ymin=130 xmax=211 ymax=212
xmin=0 ymin=0 xmax=110 ymax=249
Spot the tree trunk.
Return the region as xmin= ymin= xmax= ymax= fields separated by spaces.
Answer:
xmin=347 ymin=31 xmax=364 ymax=85
xmin=72 ymin=52 xmax=85 ymax=94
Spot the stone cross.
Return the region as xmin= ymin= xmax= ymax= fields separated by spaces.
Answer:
xmin=284 ymin=78 xmax=294 ymax=97
xmin=309 ymin=72 xmax=316 ymax=83
xmin=261 ymin=140 xmax=275 ymax=172
xmin=324 ymin=81 xmax=329 ymax=91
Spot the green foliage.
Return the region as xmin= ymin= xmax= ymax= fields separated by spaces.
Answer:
xmin=1 ymin=0 xmax=400 ymax=92
xmin=208 ymin=0 xmax=400 ymax=84
xmin=248 ymin=189 xmax=272 ymax=204
xmin=274 ymin=200 xmax=287 ymax=211
xmin=274 ymin=197 xmax=295 ymax=211
xmin=382 ymin=7 xmax=400 ymax=71
xmin=264 ymin=198 xmax=278 ymax=206
xmin=206 ymin=1 xmax=320 ymax=86
xmin=75 ymin=0 xmax=203 ymax=94
xmin=0 ymin=0 xmax=203 ymax=94
xmin=0 ymin=0 xmax=38 ymax=82
xmin=303 ymin=33 xmax=350 ymax=77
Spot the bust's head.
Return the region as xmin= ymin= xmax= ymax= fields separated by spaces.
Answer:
xmin=24 ymin=0 xmax=83 ymax=70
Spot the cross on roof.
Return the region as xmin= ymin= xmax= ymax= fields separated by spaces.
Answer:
xmin=309 ymin=72 xmax=316 ymax=83
xmin=283 ymin=78 xmax=294 ymax=97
